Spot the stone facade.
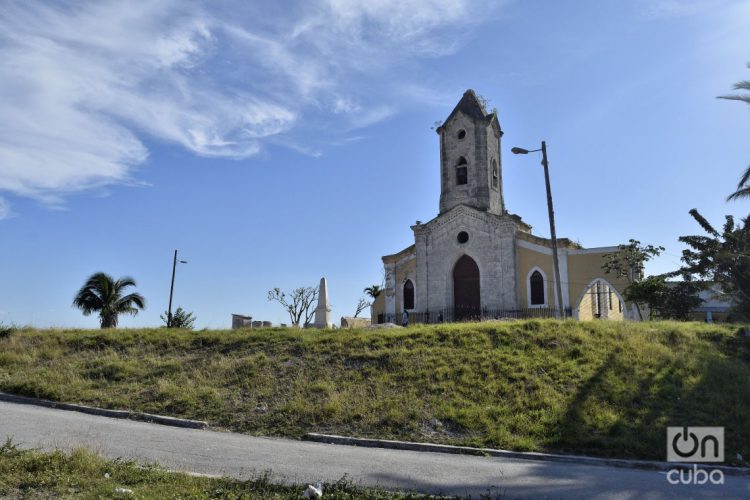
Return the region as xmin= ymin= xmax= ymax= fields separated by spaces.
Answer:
xmin=438 ymin=91 xmax=504 ymax=216
xmin=375 ymin=90 xmax=634 ymax=322
xmin=412 ymin=206 xmax=519 ymax=311
xmin=340 ymin=316 xmax=371 ymax=328
xmin=231 ymin=314 xmax=252 ymax=329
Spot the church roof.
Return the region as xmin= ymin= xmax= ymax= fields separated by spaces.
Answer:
xmin=437 ymin=89 xmax=501 ymax=134
xmin=382 ymin=244 xmax=416 ymax=264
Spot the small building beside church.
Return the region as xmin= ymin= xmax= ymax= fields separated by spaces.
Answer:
xmin=372 ymin=90 xmax=634 ymax=323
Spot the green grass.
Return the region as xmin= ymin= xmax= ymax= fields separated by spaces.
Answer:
xmin=1 ymin=320 xmax=749 ymax=463
xmin=0 ymin=439 xmax=423 ymax=499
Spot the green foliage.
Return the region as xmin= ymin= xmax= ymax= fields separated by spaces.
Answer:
xmin=474 ymin=92 xmax=490 ymax=112
xmin=72 ymin=272 xmax=145 ymax=328
xmin=0 ymin=443 xmax=419 ymax=499
xmin=625 ymin=275 xmax=704 ymax=320
xmin=727 ymin=166 xmax=750 ymax=202
xmin=603 ymin=240 xmax=665 ymax=319
xmin=603 ymin=240 xmax=664 ymax=284
xmin=160 ymin=307 xmax=196 ymax=329
xmin=678 ymin=209 xmax=750 ymax=319
xmin=0 ymin=324 xmax=13 ymax=339
xmin=1 ymin=321 xmax=749 ymax=463
xmin=719 ymin=62 xmax=750 ymax=201
xmin=660 ymin=280 xmax=706 ymax=319
xmin=364 ymin=285 xmax=382 ymax=299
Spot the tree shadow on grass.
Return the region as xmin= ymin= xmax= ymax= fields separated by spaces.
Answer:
xmin=555 ymin=334 xmax=750 ymax=463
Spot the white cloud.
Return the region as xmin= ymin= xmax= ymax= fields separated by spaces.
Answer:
xmin=0 ymin=0 xmax=494 ymax=213
xmin=0 ymin=197 xmax=10 ymax=220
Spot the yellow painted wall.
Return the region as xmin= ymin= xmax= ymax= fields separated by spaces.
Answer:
xmin=566 ymin=252 xmax=629 ymax=320
xmin=578 ymin=286 xmax=596 ymax=320
xmin=577 ymin=282 xmax=625 ymax=320
xmin=516 ymin=239 xmax=630 ymax=320
xmin=516 ymin=246 xmax=556 ymax=308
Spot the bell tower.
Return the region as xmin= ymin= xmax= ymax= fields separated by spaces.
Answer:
xmin=436 ymin=89 xmax=505 ymax=215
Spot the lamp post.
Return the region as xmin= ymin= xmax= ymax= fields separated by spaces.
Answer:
xmin=167 ymin=249 xmax=188 ymax=327
xmin=511 ymin=141 xmax=566 ymax=319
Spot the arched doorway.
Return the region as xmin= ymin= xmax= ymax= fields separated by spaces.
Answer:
xmin=453 ymin=255 xmax=480 ymax=320
xmin=403 ymin=280 xmax=414 ymax=310
xmin=574 ymin=279 xmax=625 ymax=321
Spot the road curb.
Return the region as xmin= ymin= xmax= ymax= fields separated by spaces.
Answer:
xmin=303 ymin=433 xmax=750 ymax=477
xmin=0 ymin=392 xmax=208 ymax=430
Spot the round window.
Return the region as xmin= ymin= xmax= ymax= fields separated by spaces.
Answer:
xmin=457 ymin=231 xmax=469 ymax=244
xmin=457 ymin=129 xmax=466 ymax=140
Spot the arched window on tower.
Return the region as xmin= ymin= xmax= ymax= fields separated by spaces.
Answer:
xmin=403 ymin=280 xmax=414 ymax=310
xmin=491 ymin=159 xmax=498 ymax=189
xmin=529 ymin=270 xmax=545 ymax=306
xmin=456 ymin=157 xmax=468 ymax=186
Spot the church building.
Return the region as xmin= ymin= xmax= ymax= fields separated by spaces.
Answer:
xmin=371 ymin=90 xmax=635 ymax=323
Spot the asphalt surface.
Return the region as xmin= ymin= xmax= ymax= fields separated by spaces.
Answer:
xmin=1 ymin=400 xmax=747 ymax=499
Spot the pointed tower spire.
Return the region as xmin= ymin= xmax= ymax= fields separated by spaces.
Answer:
xmin=437 ymin=90 xmax=504 ymax=215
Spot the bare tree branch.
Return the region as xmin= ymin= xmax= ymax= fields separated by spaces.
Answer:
xmin=354 ymin=297 xmax=370 ymax=317
xmin=267 ymin=286 xmax=319 ymax=327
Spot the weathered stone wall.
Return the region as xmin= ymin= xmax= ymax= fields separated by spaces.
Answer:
xmin=413 ymin=205 xmax=518 ymax=312
xmin=439 ymin=111 xmax=503 ymax=216
xmin=340 ymin=316 xmax=371 ymax=328
xmin=231 ymin=314 xmax=252 ymax=329
xmin=394 ymin=256 xmax=417 ymax=313
xmin=382 ymin=245 xmax=416 ymax=317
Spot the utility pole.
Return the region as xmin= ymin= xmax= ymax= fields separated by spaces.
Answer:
xmin=540 ymin=142 xmax=566 ymax=319
xmin=167 ymin=249 xmax=187 ymax=327
xmin=511 ymin=141 xmax=566 ymax=319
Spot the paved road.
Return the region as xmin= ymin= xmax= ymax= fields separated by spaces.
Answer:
xmin=1 ymin=401 xmax=747 ymax=499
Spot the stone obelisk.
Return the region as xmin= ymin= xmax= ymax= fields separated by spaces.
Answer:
xmin=313 ymin=277 xmax=332 ymax=328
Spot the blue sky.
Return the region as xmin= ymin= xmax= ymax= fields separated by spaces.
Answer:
xmin=1 ymin=0 xmax=749 ymax=328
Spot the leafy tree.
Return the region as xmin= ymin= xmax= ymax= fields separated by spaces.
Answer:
xmin=160 ymin=307 xmax=196 ymax=329
xmin=622 ymin=275 xmax=667 ymax=320
xmin=602 ymin=239 xmax=664 ymax=320
xmin=719 ymin=63 xmax=750 ymax=201
xmin=677 ymin=209 xmax=750 ymax=319
xmin=267 ymin=286 xmax=319 ymax=327
xmin=661 ymin=280 xmax=705 ymax=320
xmin=73 ymin=272 xmax=145 ymax=328
xmin=624 ymin=275 xmax=703 ymax=320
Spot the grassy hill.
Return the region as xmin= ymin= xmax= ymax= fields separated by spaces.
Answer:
xmin=1 ymin=320 xmax=748 ymax=463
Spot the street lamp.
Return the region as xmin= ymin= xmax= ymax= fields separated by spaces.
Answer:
xmin=167 ymin=249 xmax=188 ymax=327
xmin=512 ymin=141 xmax=566 ymax=319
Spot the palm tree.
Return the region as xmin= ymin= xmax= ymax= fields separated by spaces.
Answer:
xmin=73 ymin=272 xmax=145 ymax=328
xmin=364 ymin=285 xmax=382 ymax=299
xmin=720 ymin=63 xmax=750 ymax=201
xmin=727 ymin=166 xmax=750 ymax=202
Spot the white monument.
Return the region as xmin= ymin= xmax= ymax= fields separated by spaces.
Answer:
xmin=313 ymin=277 xmax=332 ymax=328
